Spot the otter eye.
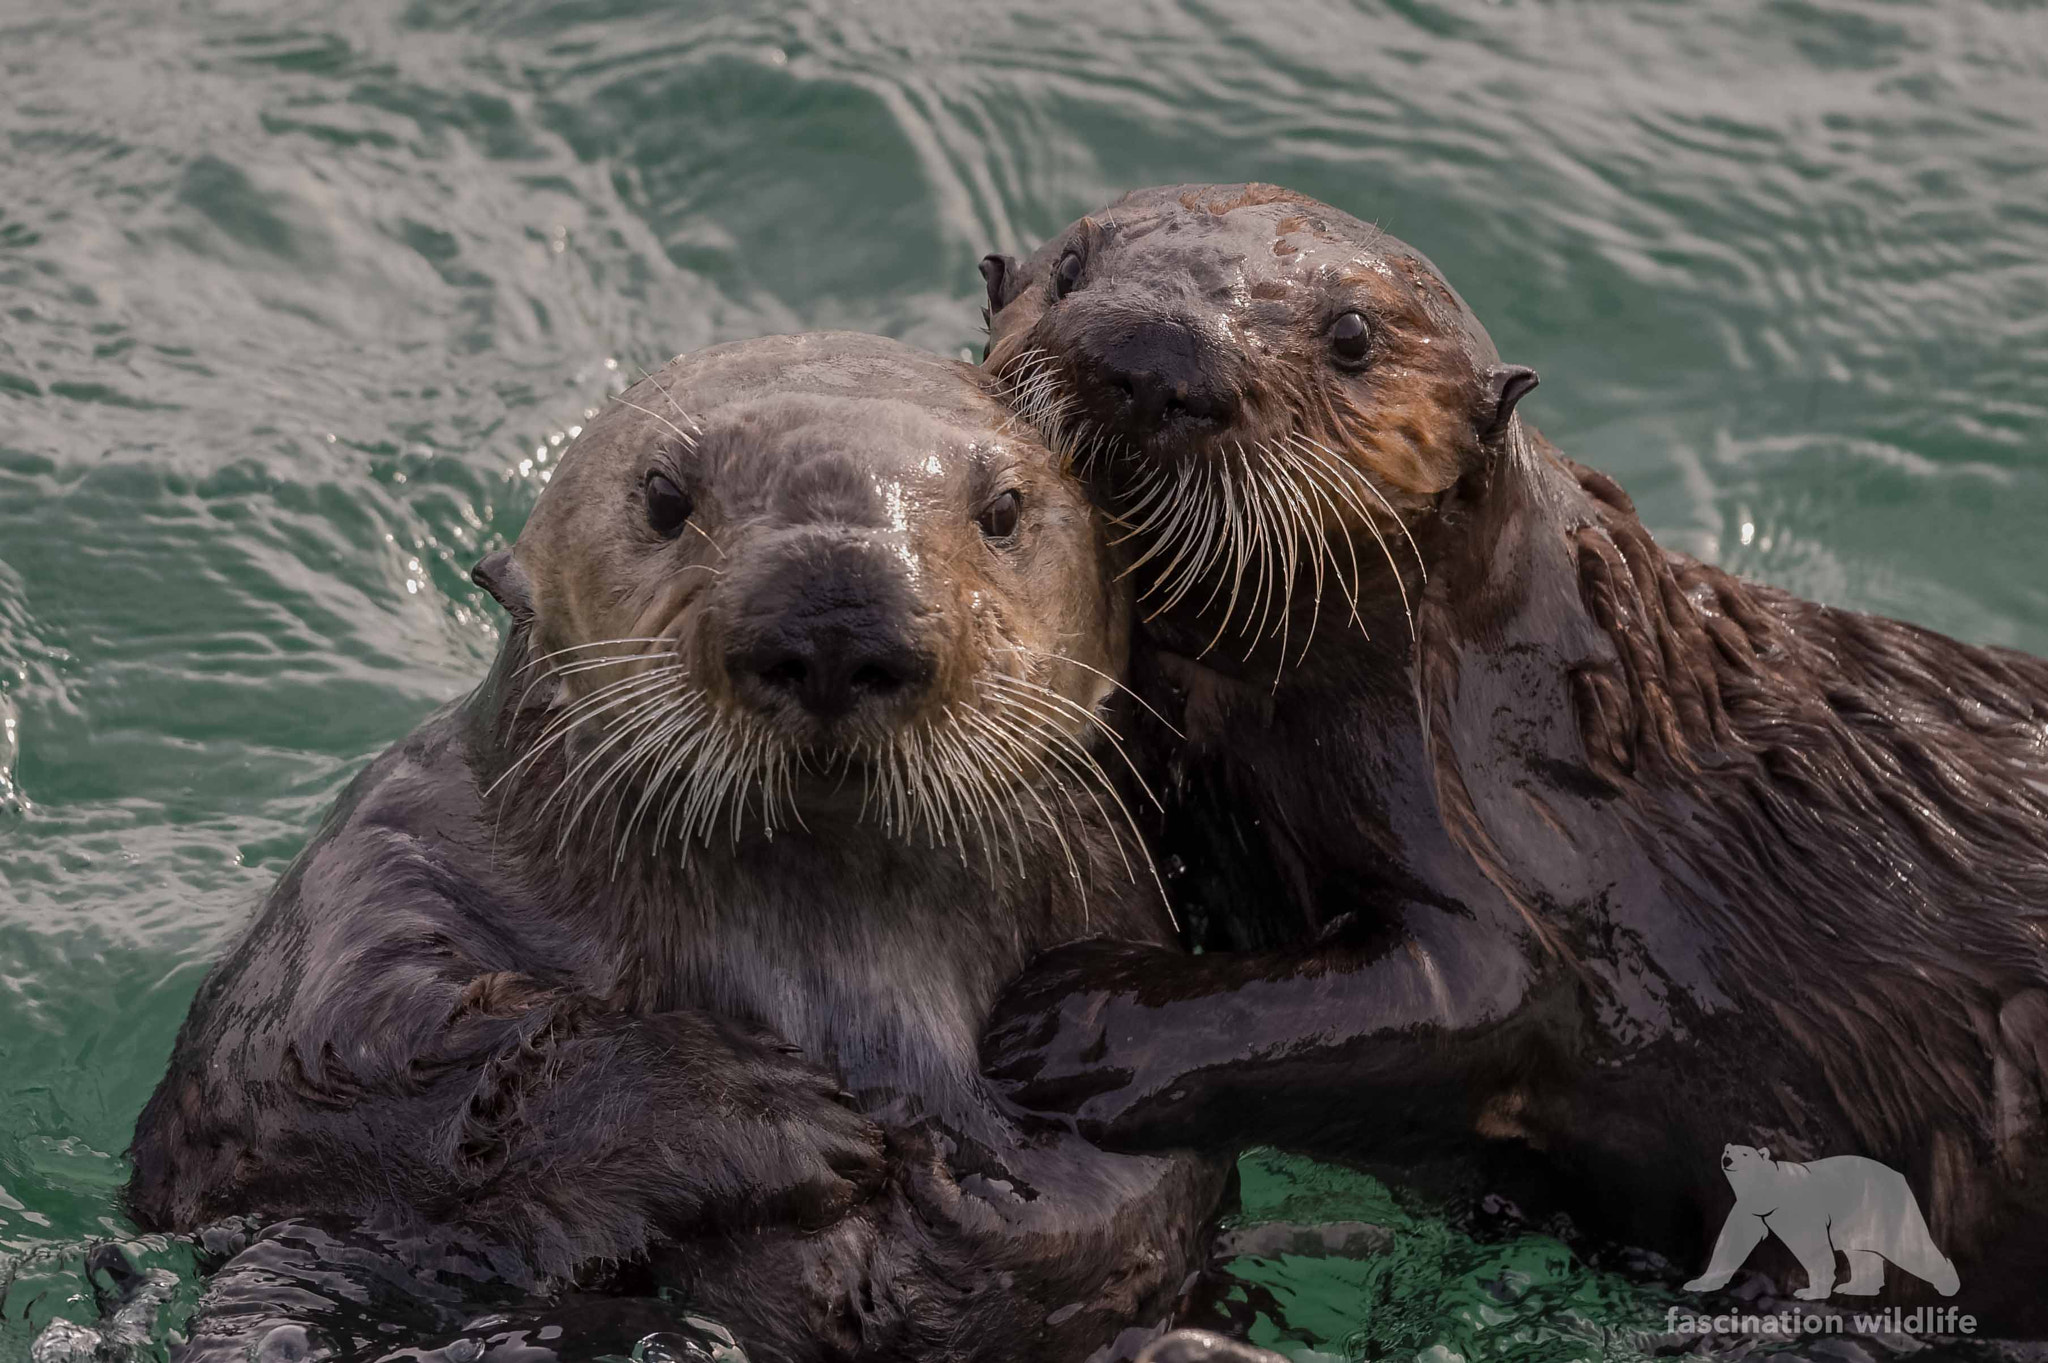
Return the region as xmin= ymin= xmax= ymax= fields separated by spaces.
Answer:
xmin=1052 ymin=250 xmax=1085 ymax=302
xmin=977 ymin=489 xmax=1021 ymax=543
xmin=644 ymin=473 xmax=693 ymax=539
xmin=1330 ymin=311 xmax=1370 ymax=363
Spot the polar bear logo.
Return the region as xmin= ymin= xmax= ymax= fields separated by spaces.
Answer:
xmin=1684 ymin=1144 xmax=1958 ymax=1300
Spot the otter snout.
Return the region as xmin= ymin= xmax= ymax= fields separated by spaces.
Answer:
xmin=1073 ymin=316 xmax=1238 ymax=442
xmin=723 ymin=534 xmax=937 ymax=727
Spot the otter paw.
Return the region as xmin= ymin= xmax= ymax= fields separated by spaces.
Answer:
xmin=1682 ymin=1273 xmax=1731 ymax=1292
xmin=1793 ymin=1285 xmax=1834 ymax=1301
xmin=980 ymin=939 xmax=1194 ymax=1143
xmin=655 ymin=1014 xmax=890 ymax=1230
xmin=746 ymin=1043 xmax=890 ymax=1211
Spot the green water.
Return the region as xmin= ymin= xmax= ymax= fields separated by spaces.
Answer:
xmin=2 ymin=0 xmax=2044 ymax=1356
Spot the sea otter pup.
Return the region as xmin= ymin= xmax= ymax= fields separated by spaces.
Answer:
xmin=977 ymin=185 xmax=2048 ymax=1326
xmin=127 ymin=331 xmax=1228 ymax=1361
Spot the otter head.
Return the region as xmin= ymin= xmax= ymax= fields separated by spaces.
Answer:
xmin=982 ymin=183 xmax=1536 ymax=662
xmin=477 ymin=332 xmax=1136 ymax=875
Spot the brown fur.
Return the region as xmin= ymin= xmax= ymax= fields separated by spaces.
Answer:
xmin=978 ymin=186 xmax=2048 ymax=1327
xmin=132 ymin=332 xmax=1229 ymax=1362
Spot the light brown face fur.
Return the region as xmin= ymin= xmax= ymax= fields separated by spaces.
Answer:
xmin=982 ymin=184 xmax=1531 ymax=659
xmin=489 ymin=332 xmax=1136 ymax=866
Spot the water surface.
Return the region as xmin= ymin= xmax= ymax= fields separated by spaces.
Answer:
xmin=3 ymin=0 xmax=2045 ymax=1356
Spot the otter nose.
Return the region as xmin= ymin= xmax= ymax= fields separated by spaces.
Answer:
xmin=735 ymin=627 xmax=933 ymax=721
xmin=726 ymin=540 xmax=936 ymax=723
xmin=1091 ymin=319 xmax=1236 ymax=427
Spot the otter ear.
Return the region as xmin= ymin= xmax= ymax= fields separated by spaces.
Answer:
xmin=1759 ymin=1147 xmax=1771 ymax=1161
xmin=471 ymin=549 xmax=534 ymax=624
xmin=979 ymin=254 xmax=1023 ymax=314
xmin=1481 ymin=363 xmax=1539 ymax=440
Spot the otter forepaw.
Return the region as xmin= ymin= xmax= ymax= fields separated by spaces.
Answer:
xmin=980 ymin=939 xmax=1204 ymax=1146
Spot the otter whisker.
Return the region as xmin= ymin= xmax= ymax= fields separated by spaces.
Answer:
xmin=687 ymin=522 xmax=726 ymax=559
xmin=586 ymin=696 xmax=700 ymax=865
xmin=1342 ymin=455 xmax=1428 ymax=588
xmin=924 ymin=716 xmax=993 ymax=878
xmin=997 ymin=357 xmax=1436 ymax=665
xmin=984 ymin=670 xmax=1131 ymax=747
xmin=1283 ymin=434 xmax=1373 ymax=631
xmin=1105 ymin=461 xmax=1177 ymax=547
xmin=517 ymin=637 xmax=674 ymax=676
xmin=507 ymin=638 xmax=679 ymax=724
xmin=1140 ymin=462 xmax=1222 ymax=615
xmin=979 ymin=673 xmax=1163 ymax=817
xmin=1045 ymin=724 xmax=1164 ymax=908
xmin=950 ymin=720 xmax=1032 ymax=880
xmin=992 ymin=644 xmax=1184 ymax=741
xmin=973 ymin=679 xmax=1166 ymax=911
xmin=1260 ymin=437 xmax=1327 ymax=664
xmin=1195 ymin=456 xmax=1259 ymax=656
xmin=515 ymin=651 xmax=679 ymax=713
xmin=1290 ymin=434 xmax=1417 ymax=652
xmin=1273 ymin=437 xmax=1358 ymax=625
xmin=1237 ymin=441 xmax=1291 ymax=653
xmin=658 ymin=706 xmax=744 ymax=850
xmin=527 ymin=659 xmax=682 ymax=748
xmin=611 ymin=701 xmax=705 ymax=865
xmin=539 ymin=670 xmax=691 ymax=842
xmin=958 ymin=704 xmax=1087 ymax=905
xmin=613 ymin=395 xmax=701 ymax=452
xmin=510 ymin=641 xmax=676 ymax=711
xmin=1160 ymin=459 xmax=1220 ymax=615
xmin=645 ymin=369 xmax=706 ymax=442
xmin=508 ymin=630 xmax=1150 ymax=894
xmin=1246 ymin=443 xmax=1290 ymax=649
xmin=490 ymin=662 xmax=686 ymax=798
xmin=947 ymin=707 xmax=1033 ymax=880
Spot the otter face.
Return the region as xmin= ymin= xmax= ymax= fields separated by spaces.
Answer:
xmin=982 ymin=184 xmax=1535 ymax=658
xmin=488 ymin=333 xmax=1138 ymax=871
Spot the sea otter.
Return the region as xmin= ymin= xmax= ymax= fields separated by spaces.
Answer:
xmin=976 ymin=184 xmax=2048 ymax=1327
xmin=127 ymin=331 xmax=1228 ymax=1362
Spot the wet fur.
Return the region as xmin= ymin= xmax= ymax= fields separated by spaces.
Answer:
xmin=129 ymin=333 xmax=1228 ymax=1362
xmin=979 ymin=187 xmax=2048 ymax=1327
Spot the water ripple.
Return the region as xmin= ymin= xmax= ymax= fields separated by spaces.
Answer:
xmin=3 ymin=0 xmax=2046 ymax=1352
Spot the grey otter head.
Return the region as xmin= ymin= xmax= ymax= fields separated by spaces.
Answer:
xmin=982 ymin=184 xmax=1537 ymax=659
xmin=473 ymin=332 xmax=1137 ymax=873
